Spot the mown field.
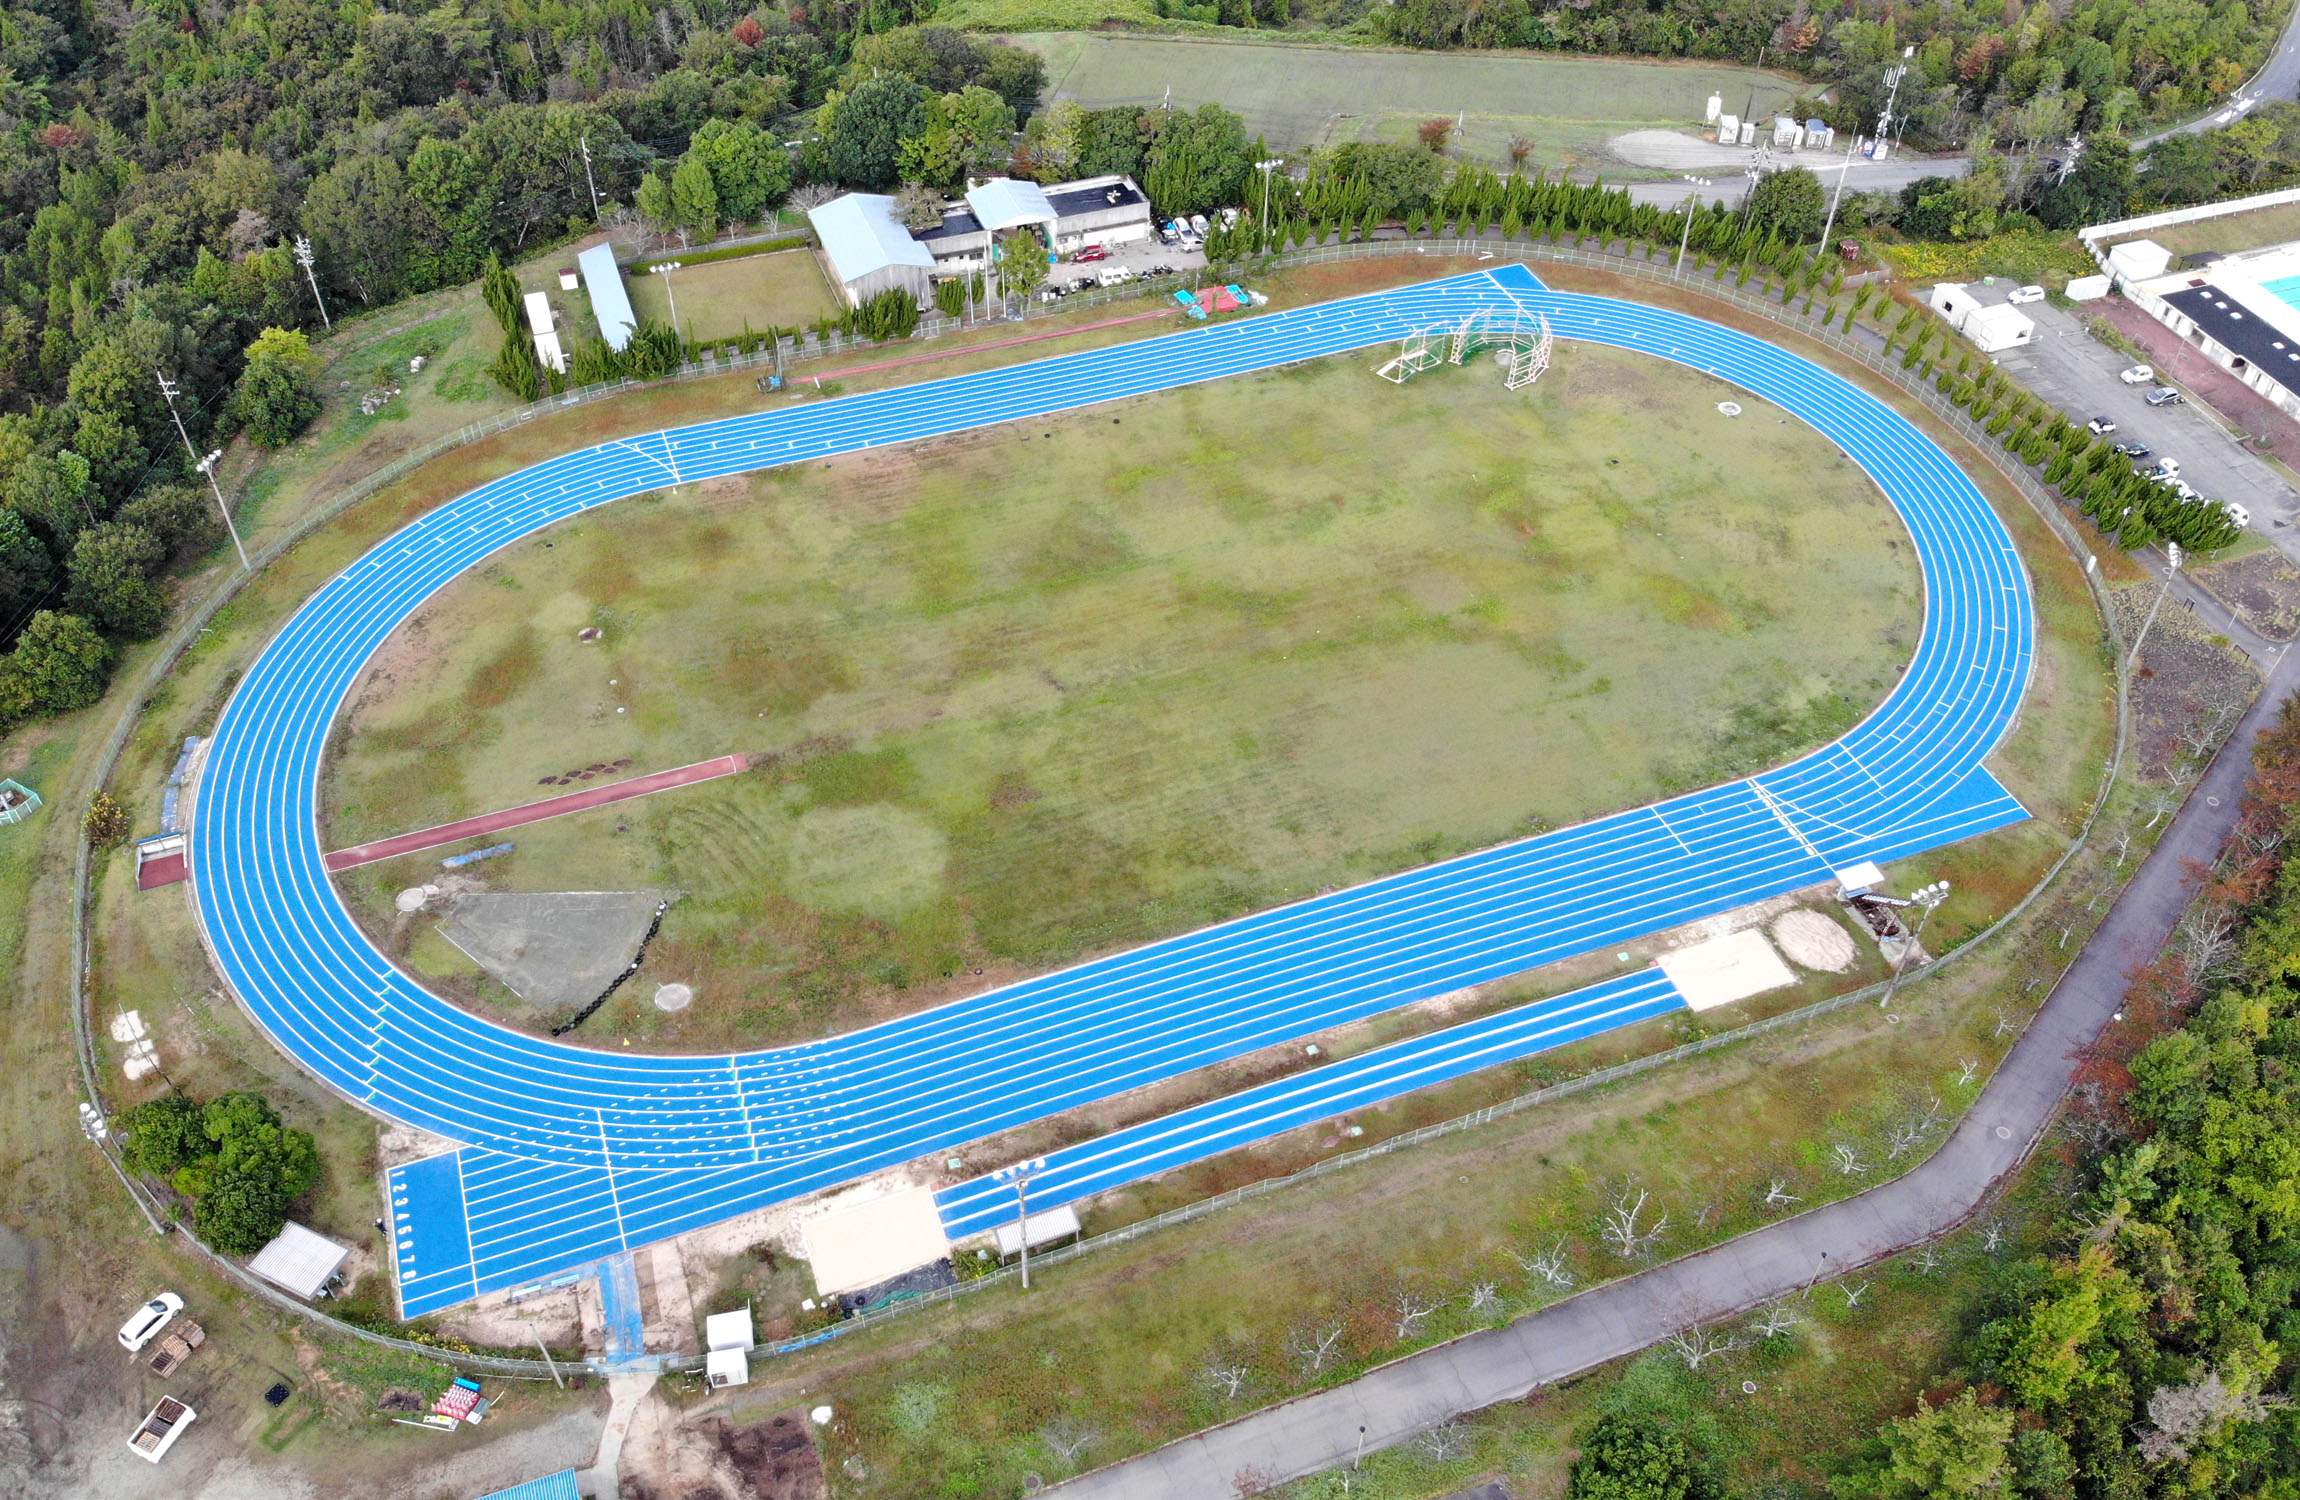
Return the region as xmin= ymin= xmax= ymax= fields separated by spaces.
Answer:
xmin=1018 ymin=33 xmax=1799 ymax=174
xmin=324 ymin=340 xmax=1915 ymax=1048
xmin=622 ymin=247 xmax=841 ymax=342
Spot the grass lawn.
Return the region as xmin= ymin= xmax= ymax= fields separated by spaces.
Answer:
xmin=2100 ymin=200 xmax=2300 ymax=261
xmin=323 ymin=341 xmax=1914 ymax=1048
xmin=1017 ymin=32 xmax=1798 ymax=176
xmin=623 ymin=247 xmax=840 ymax=343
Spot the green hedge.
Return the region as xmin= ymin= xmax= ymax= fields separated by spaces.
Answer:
xmin=622 ymin=233 xmax=812 ymax=274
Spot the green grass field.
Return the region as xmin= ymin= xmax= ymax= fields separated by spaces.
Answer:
xmin=623 ymin=247 xmax=840 ymax=342
xmin=1018 ymin=33 xmax=1799 ymax=174
xmin=325 ymin=341 xmax=1914 ymax=1047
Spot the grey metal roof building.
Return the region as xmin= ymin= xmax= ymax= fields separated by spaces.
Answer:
xmin=808 ymin=193 xmax=938 ymax=308
xmin=915 ymin=175 xmax=1156 ymax=269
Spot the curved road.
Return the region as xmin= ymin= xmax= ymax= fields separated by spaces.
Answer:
xmin=1050 ymin=638 xmax=2293 ymax=1500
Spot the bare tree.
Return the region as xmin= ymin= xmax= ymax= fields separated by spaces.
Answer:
xmin=1887 ymin=1095 xmax=1946 ymax=1161
xmin=1197 ymin=1359 xmax=1250 ymax=1401
xmin=1992 ymin=1011 xmax=2019 ymax=1039
xmin=1664 ymin=1323 xmax=1750 ymax=1369
xmin=1908 ymin=1243 xmax=1942 ymax=1275
xmin=2175 ymin=907 xmax=2238 ymax=988
xmin=1040 ymin=1418 xmax=1097 ymax=1465
xmin=1832 ymin=1142 xmax=1870 ymax=1176
xmin=1288 ymin=1320 xmax=1347 ymax=1378
xmin=1465 ymin=1281 xmax=1502 ymax=1318
xmin=2136 ymin=1370 xmax=2292 ymax=1462
xmin=1598 ymin=1183 xmax=1670 ymax=1260
xmin=1955 ymin=1058 xmax=1979 ymax=1087
xmin=1981 ymin=1219 xmax=2006 ymax=1253
xmin=1391 ymin=1288 xmax=1440 ymax=1340
xmin=1838 ymin=1280 xmax=1872 ymax=1310
xmin=1515 ymin=1240 xmax=1577 ymax=1289
xmin=2110 ymin=828 xmax=2134 ymax=867
xmin=2179 ymin=700 xmax=2244 ymax=761
xmin=1752 ymin=1299 xmax=1806 ymax=1338
xmin=1762 ymin=1178 xmax=1801 ymax=1208
xmin=1417 ymin=1423 xmax=1474 ymax=1461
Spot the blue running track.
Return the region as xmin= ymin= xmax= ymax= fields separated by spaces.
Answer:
xmin=192 ymin=265 xmax=2034 ymax=1316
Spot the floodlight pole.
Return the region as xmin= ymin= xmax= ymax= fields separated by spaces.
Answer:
xmin=1675 ymin=177 xmax=1711 ymax=274
xmin=155 ymin=370 xmax=250 ymax=572
xmin=2128 ymin=541 xmax=2183 ymax=670
xmin=1878 ymin=881 xmax=1950 ymax=1012
xmin=292 ymin=235 xmax=331 ymax=330
xmin=652 ymin=261 xmax=682 ymax=337
xmin=998 ymin=1158 xmax=1045 ymax=1290
xmin=1256 ymin=158 xmax=1283 ymax=247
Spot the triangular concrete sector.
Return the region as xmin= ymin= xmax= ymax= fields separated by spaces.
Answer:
xmin=437 ymin=890 xmax=675 ymax=1010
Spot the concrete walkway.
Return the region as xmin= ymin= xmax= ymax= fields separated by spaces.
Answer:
xmin=1050 ymin=656 xmax=2300 ymax=1499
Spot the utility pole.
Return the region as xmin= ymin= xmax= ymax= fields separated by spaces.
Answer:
xmin=1814 ymin=132 xmax=1863 ymax=257
xmin=292 ymin=235 xmax=330 ymax=330
xmin=1676 ymin=176 xmax=1712 ymax=273
xmin=580 ymin=134 xmax=603 ymax=221
xmin=155 ymin=371 xmax=249 ymax=571
xmin=995 ymin=1157 xmax=1045 ymax=1290
xmin=2129 ymin=541 xmax=2183 ymax=669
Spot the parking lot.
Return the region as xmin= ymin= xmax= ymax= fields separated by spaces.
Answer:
xmin=1990 ymin=296 xmax=2300 ymax=535
xmin=1045 ymin=233 xmax=1207 ymax=293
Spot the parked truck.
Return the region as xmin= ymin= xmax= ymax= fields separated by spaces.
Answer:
xmin=126 ymin=1396 xmax=195 ymax=1463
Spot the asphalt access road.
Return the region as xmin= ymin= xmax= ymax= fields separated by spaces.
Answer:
xmin=1047 ymin=648 xmax=2300 ymax=1500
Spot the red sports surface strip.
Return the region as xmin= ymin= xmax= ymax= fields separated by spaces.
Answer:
xmin=322 ymin=754 xmax=749 ymax=872
xmin=807 ymin=308 xmax=1175 ymax=384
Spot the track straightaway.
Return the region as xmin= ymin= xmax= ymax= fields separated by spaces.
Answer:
xmin=188 ymin=266 xmax=2035 ymax=1315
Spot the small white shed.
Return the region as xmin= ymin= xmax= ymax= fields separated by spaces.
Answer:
xmin=247 ymin=1221 xmax=352 ymax=1299
xmin=523 ymin=291 xmax=566 ymax=373
xmin=2108 ymin=239 xmax=2173 ymax=284
xmin=704 ymin=1306 xmax=754 ymax=1389
xmin=1962 ymin=303 xmax=2036 ymax=352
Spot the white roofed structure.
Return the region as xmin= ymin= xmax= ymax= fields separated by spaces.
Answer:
xmin=808 ymin=193 xmax=937 ymax=309
xmin=577 ymin=243 xmax=636 ymax=351
xmin=964 ymin=178 xmax=1059 ymax=236
xmin=247 ymin=1221 xmax=352 ymax=1299
xmin=704 ymin=1306 xmax=754 ymax=1388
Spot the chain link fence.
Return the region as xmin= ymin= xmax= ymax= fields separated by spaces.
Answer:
xmin=63 ymin=233 xmax=2128 ymax=1381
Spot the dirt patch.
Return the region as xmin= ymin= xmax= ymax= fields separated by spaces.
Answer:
xmin=1772 ymin=907 xmax=1858 ymax=972
xmin=622 ymin=1393 xmax=827 ymax=1500
xmin=2192 ymin=547 xmax=2300 ymax=641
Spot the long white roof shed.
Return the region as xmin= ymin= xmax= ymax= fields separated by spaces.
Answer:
xmin=577 ymin=242 xmax=636 ymax=351
xmin=808 ymin=193 xmax=938 ymax=308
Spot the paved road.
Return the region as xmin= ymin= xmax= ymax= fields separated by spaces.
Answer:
xmin=2141 ymin=0 xmax=2300 ymax=144
xmin=1050 ymin=643 xmax=2300 ymax=1500
xmin=1993 ymin=299 xmax=2300 ymax=536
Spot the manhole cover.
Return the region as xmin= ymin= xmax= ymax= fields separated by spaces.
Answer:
xmin=653 ymin=983 xmax=693 ymax=1012
xmin=264 ymin=1382 xmax=292 ymax=1407
xmin=1994 ymin=1126 xmax=2011 ymax=1139
xmin=1716 ymin=400 xmax=1744 ymax=416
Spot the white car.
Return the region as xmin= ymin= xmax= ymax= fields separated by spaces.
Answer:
xmin=2226 ymin=501 xmax=2252 ymax=528
xmin=119 ymin=1292 xmax=184 ymax=1353
xmin=2007 ymin=284 xmax=2046 ymax=304
xmin=2086 ymin=416 xmax=2117 ymax=435
xmin=2118 ymin=364 xmax=2156 ymax=385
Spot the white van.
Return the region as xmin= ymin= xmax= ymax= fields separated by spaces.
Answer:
xmin=119 ymin=1292 xmax=184 ymax=1353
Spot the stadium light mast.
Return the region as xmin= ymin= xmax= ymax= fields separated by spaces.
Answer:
xmin=1255 ymin=158 xmax=1284 ymax=245
xmin=1675 ymin=176 xmax=1712 ymax=274
xmin=1878 ymin=880 xmax=1950 ymax=1012
xmin=2128 ymin=541 xmax=2183 ymax=669
xmin=155 ymin=370 xmax=250 ymax=572
xmin=650 ymin=260 xmax=683 ymax=338
xmin=994 ymin=1157 xmax=1045 ymax=1290
xmin=293 ymin=235 xmax=330 ymax=330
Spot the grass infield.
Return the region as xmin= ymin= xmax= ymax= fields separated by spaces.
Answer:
xmin=1019 ymin=33 xmax=1799 ymax=174
xmin=324 ymin=339 xmax=1915 ymax=1047
xmin=622 ymin=246 xmax=841 ymax=344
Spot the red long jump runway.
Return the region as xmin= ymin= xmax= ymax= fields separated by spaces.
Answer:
xmin=321 ymin=754 xmax=748 ymax=872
